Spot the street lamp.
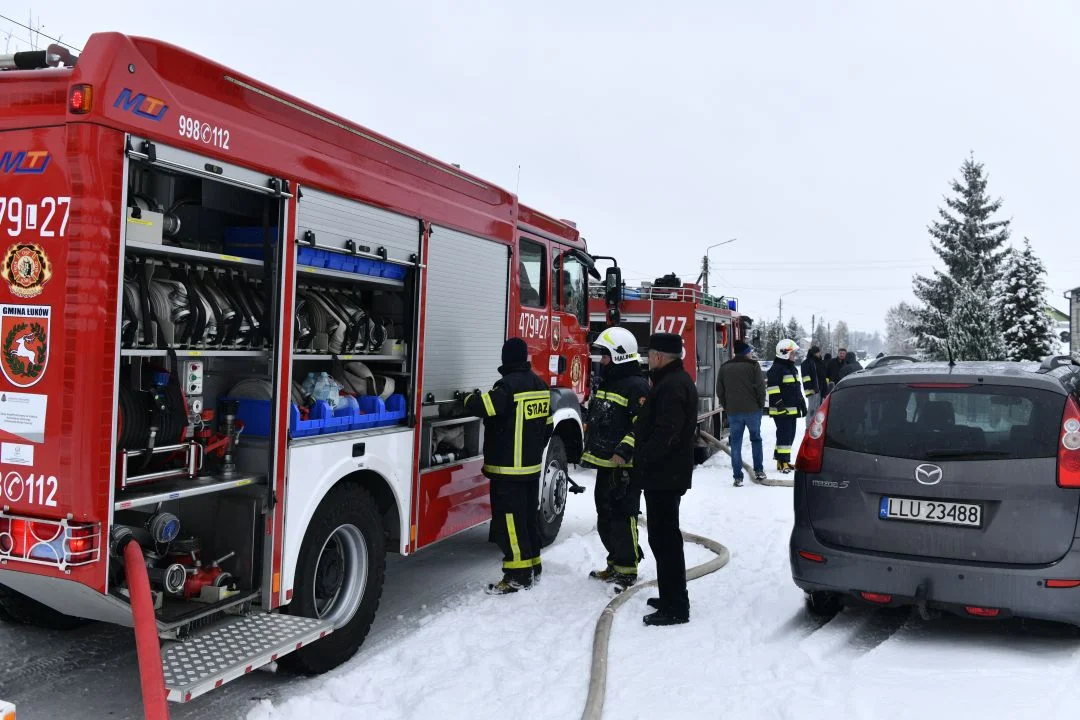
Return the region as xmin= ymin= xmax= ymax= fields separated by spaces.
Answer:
xmin=701 ymin=238 xmax=737 ymax=295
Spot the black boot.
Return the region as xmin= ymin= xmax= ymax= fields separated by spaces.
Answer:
xmin=643 ymin=609 xmax=689 ymax=626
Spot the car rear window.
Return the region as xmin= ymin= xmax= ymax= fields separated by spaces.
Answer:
xmin=825 ymin=383 xmax=1064 ymax=461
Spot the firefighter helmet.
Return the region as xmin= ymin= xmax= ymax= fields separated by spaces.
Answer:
xmin=776 ymin=338 xmax=798 ymax=359
xmin=592 ymin=327 xmax=639 ymax=364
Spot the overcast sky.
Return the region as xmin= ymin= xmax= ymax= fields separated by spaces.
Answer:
xmin=5 ymin=0 xmax=1080 ymax=334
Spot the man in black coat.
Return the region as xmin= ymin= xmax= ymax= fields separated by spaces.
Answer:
xmin=801 ymin=346 xmax=827 ymax=417
xmin=635 ymin=332 xmax=698 ymax=626
xmin=837 ymin=349 xmax=863 ymax=381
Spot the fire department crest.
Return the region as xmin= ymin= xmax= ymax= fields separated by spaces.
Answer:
xmin=1 ymin=244 xmax=52 ymax=299
xmin=551 ymin=321 xmax=561 ymax=351
xmin=570 ymin=356 xmax=582 ymax=385
xmin=1 ymin=305 xmax=50 ymax=388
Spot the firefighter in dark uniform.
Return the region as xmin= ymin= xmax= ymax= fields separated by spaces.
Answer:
xmin=464 ymin=337 xmax=551 ymax=595
xmin=582 ymin=327 xmax=649 ymax=590
xmin=767 ymin=338 xmax=807 ymax=473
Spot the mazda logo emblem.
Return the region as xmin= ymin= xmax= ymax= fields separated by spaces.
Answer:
xmin=914 ymin=464 xmax=943 ymax=485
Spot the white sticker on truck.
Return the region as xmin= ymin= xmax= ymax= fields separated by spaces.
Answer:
xmin=1 ymin=442 xmax=33 ymax=466
xmin=0 ymin=391 xmax=46 ymax=443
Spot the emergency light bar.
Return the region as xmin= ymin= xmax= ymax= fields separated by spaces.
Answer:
xmin=0 ymin=44 xmax=78 ymax=71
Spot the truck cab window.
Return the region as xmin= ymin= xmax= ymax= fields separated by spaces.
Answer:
xmin=519 ymin=239 xmax=545 ymax=308
xmin=554 ymin=251 xmax=588 ymax=326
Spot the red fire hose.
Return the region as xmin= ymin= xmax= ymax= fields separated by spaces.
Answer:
xmin=123 ymin=539 xmax=171 ymax=720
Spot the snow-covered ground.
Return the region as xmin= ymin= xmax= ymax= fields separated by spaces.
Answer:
xmin=250 ymin=420 xmax=1080 ymax=720
xmin=11 ymin=417 xmax=1080 ymax=719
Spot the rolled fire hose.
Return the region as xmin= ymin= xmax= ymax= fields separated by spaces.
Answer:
xmin=122 ymin=538 xmax=171 ymax=720
xmin=699 ymin=429 xmax=795 ymax=488
xmin=579 ymin=518 xmax=731 ymax=720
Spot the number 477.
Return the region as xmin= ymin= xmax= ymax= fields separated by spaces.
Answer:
xmin=654 ymin=316 xmax=686 ymax=335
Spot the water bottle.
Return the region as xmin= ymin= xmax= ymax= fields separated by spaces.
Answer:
xmin=313 ymin=372 xmax=331 ymax=405
xmin=302 ymin=372 xmax=317 ymax=399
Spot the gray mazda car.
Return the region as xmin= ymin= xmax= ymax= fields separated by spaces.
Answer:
xmin=790 ymin=355 xmax=1080 ymax=625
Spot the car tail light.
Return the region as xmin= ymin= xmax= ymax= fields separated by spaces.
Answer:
xmin=797 ymin=551 xmax=825 ymax=563
xmin=1057 ymin=395 xmax=1080 ymax=488
xmin=964 ymin=606 xmax=1000 ymax=617
xmin=69 ymin=83 xmax=92 ymax=114
xmin=859 ymin=591 xmax=892 ymax=604
xmin=795 ymin=395 xmax=831 ymax=473
xmin=1045 ymin=579 xmax=1080 ymax=589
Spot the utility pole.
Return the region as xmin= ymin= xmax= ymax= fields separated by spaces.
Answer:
xmin=699 ymin=238 xmax=737 ymax=295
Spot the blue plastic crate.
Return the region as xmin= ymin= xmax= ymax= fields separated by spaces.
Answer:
xmin=298 ymin=247 xmax=318 ymax=267
xmin=223 ymin=226 xmax=278 ymax=261
xmin=290 ymin=401 xmax=332 ymax=437
xmin=225 ymin=397 xmax=273 ymax=437
xmin=379 ymin=262 xmax=408 ymax=281
xmin=352 ymin=258 xmax=376 ymax=276
xmin=352 ymin=396 xmax=384 ymax=430
xmin=376 ymin=394 xmax=407 ymax=427
xmin=326 ymin=252 xmax=348 ymax=271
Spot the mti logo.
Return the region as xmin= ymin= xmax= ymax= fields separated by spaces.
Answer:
xmin=0 ymin=151 xmax=50 ymax=175
xmin=114 ymin=89 xmax=169 ymax=121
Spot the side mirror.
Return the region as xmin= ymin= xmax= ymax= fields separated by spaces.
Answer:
xmin=604 ymin=266 xmax=622 ymax=306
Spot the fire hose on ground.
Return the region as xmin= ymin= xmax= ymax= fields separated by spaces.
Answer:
xmin=579 ymin=518 xmax=731 ymax=720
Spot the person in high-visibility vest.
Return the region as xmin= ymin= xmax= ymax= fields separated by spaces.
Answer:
xmin=581 ymin=326 xmax=649 ymax=590
xmin=766 ymin=339 xmax=807 ymax=473
xmin=464 ymin=338 xmax=551 ymax=595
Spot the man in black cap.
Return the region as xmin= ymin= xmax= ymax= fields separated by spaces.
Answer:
xmin=635 ymin=332 xmax=698 ymax=625
xmin=464 ymin=337 xmax=551 ymax=595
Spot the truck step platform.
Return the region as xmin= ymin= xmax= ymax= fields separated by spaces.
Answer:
xmin=162 ymin=613 xmax=333 ymax=703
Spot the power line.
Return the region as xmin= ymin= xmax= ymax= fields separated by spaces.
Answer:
xmin=0 ymin=13 xmax=81 ymax=52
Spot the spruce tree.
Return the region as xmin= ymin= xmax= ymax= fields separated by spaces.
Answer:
xmin=785 ymin=317 xmax=805 ymax=344
xmin=1000 ymin=238 xmax=1053 ymax=361
xmin=912 ymin=155 xmax=1010 ymax=359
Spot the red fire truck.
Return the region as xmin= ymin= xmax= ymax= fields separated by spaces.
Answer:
xmin=589 ymin=276 xmax=752 ymax=453
xmin=0 ymin=34 xmax=601 ymax=702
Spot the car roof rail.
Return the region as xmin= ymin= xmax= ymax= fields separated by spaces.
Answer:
xmin=1038 ymin=355 xmax=1080 ymax=372
xmin=863 ymin=355 xmax=918 ymax=370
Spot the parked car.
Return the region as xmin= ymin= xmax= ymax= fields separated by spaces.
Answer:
xmin=790 ymin=355 xmax=1080 ymax=625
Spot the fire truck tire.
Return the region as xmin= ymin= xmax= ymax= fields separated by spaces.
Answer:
xmin=0 ymin=583 xmax=90 ymax=630
xmin=538 ymin=436 xmax=569 ymax=547
xmin=279 ymin=484 xmax=386 ymax=675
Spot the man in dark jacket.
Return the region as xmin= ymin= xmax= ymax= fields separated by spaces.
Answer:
xmin=801 ymin=346 xmax=827 ymax=417
xmin=635 ymin=332 xmax=697 ymax=626
xmin=837 ymin=349 xmax=863 ymax=381
xmin=825 ymin=348 xmax=847 ymax=394
xmin=583 ymin=327 xmax=650 ymax=590
xmin=717 ymin=340 xmax=767 ymax=487
xmin=464 ymin=337 xmax=551 ymax=595
xmin=767 ymin=339 xmax=807 ymax=473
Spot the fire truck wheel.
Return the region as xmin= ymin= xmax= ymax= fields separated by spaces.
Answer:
xmin=538 ymin=436 xmax=569 ymax=547
xmin=279 ymin=484 xmax=386 ymax=675
xmin=0 ymin=583 xmax=90 ymax=630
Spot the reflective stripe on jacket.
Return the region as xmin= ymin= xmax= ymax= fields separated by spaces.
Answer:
xmin=766 ymin=358 xmax=807 ymax=418
xmin=464 ymin=362 xmax=551 ymax=481
xmin=582 ymin=363 xmax=649 ymax=469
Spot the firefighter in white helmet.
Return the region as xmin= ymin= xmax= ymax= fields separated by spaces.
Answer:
xmin=766 ymin=338 xmax=807 ymax=473
xmin=582 ymin=326 xmax=649 ymax=590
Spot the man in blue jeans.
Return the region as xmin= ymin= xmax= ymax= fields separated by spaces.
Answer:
xmin=717 ymin=340 xmax=768 ymax=486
